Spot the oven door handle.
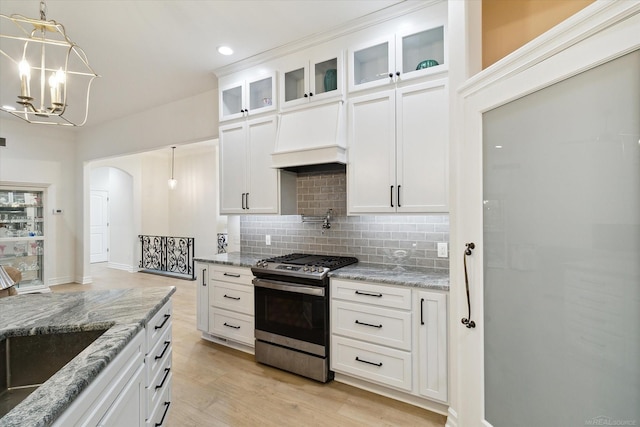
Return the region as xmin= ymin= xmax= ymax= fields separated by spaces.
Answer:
xmin=252 ymin=278 xmax=325 ymax=297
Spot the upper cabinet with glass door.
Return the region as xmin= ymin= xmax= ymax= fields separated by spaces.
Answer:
xmin=279 ymin=50 xmax=344 ymax=110
xmin=219 ymin=72 xmax=277 ymax=122
xmin=348 ymin=25 xmax=446 ymax=93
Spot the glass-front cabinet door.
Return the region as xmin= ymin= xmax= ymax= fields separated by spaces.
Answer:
xmin=348 ymin=26 xmax=446 ymax=93
xmin=349 ymin=35 xmax=394 ymax=92
xmin=0 ymin=187 xmax=46 ymax=292
xmin=397 ymin=26 xmax=445 ymax=79
xmin=279 ymin=51 xmax=343 ymax=110
xmin=219 ymin=72 xmax=276 ymax=121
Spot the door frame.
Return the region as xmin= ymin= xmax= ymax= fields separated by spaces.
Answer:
xmin=448 ymin=3 xmax=640 ymax=426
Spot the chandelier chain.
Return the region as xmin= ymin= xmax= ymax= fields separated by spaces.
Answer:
xmin=40 ymin=1 xmax=47 ymax=21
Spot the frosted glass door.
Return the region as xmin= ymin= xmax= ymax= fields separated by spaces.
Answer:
xmin=483 ymin=50 xmax=639 ymax=426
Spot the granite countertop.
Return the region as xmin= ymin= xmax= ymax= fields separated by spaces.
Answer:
xmin=196 ymin=252 xmax=449 ymax=290
xmin=0 ymin=286 xmax=176 ymax=427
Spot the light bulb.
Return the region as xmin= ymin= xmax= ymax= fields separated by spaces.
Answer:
xmin=18 ymin=60 xmax=31 ymax=98
xmin=168 ymin=179 xmax=177 ymax=189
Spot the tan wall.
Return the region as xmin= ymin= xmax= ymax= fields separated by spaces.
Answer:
xmin=482 ymin=0 xmax=595 ymax=68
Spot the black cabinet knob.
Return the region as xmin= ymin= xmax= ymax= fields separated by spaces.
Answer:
xmin=304 ymin=93 xmax=308 ymax=98
xmin=309 ymin=92 xmax=313 ymax=97
xmin=388 ymin=73 xmax=393 ymax=78
xmin=396 ymin=71 xmax=400 ymax=77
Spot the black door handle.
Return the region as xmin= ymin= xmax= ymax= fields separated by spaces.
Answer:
xmin=462 ymin=243 xmax=477 ymax=328
xmin=201 ymin=269 xmax=206 ymax=286
xmin=397 ymin=185 xmax=401 ymax=207
xmin=390 ymin=185 xmax=394 ymax=207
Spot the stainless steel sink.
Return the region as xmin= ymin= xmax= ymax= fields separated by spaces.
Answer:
xmin=0 ymin=329 xmax=107 ymax=418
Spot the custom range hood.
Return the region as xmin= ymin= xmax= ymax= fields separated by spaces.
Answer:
xmin=272 ymin=101 xmax=346 ymax=169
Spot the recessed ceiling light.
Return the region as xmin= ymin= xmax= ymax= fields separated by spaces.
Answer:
xmin=217 ymin=46 xmax=233 ymax=56
xmin=2 ymin=105 xmax=16 ymax=111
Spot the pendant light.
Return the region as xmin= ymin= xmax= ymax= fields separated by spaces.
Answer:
xmin=168 ymin=147 xmax=177 ymax=189
xmin=0 ymin=0 xmax=99 ymax=126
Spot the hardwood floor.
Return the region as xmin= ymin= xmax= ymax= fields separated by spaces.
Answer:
xmin=52 ymin=264 xmax=446 ymax=427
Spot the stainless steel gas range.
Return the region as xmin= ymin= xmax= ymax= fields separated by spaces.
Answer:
xmin=251 ymin=253 xmax=358 ymax=383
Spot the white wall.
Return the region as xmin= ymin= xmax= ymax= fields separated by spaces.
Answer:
xmin=76 ymin=86 xmax=220 ymax=282
xmin=166 ymin=142 xmax=223 ymax=258
xmin=0 ymin=117 xmax=78 ymax=285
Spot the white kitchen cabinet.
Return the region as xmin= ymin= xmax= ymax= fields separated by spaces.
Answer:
xmin=197 ymin=264 xmax=255 ymax=352
xmin=416 ymin=290 xmax=447 ymax=403
xmin=195 ymin=262 xmax=209 ymax=332
xmin=279 ymin=50 xmax=344 ymax=110
xmin=348 ymin=24 xmax=446 ymax=93
xmin=144 ymin=300 xmax=173 ymax=424
xmin=330 ymin=279 xmax=413 ymax=392
xmin=331 ymin=278 xmax=449 ymax=408
xmin=219 ymin=72 xmax=276 ymax=122
xmin=219 ymin=116 xmax=296 ymax=214
xmin=347 ymin=79 xmax=448 ymax=214
xmin=52 ymin=330 xmax=146 ymax=427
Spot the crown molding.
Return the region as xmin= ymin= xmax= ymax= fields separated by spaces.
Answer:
xmin=213 ymin=0 xmax=443 ymax=78
xmin=458 ymin=0 xmax=640 ymax=99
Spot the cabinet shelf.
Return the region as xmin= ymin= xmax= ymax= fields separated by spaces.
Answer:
xmin=0 ymin=187 xmax=46 ymax=288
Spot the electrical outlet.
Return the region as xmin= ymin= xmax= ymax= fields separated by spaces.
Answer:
xmin=265 ymin=235 xmax=271 ymax=246
xmin=437 ymin=242 xmax=448 ymax=258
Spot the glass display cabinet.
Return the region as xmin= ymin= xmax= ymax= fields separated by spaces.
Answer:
xmin=0 ymin=187 xmax=46 ymax=292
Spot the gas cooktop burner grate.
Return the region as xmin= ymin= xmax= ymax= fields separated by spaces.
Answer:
xmin=264 ymin=253 xmax=358 ymax=270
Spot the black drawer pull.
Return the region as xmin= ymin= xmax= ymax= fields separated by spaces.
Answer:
xmin=155 ymin=401 xmax=171 ymax=427
xmin=223 ymin=273 xmax=241 ymax=278
xmin=155 ymin=341 xmax=170 ymax=360
xmin=355 ymin=356 xmax=383 ymax=367
xmin=223 ymin=294 xmax=240 ymax=300
xmin=155 ymin=368 xmax=171 ymax=390
xmin=201 ymin=269 xmax=206 ymax=286
xmin=355 ymin=290 xmax=383 ymax=297
xmin=355 ymin=320 xmax=382 ymax=328
xmin=420 ymin=298 xmax=425 ymax=325
xmin=223 ymin=322 xmax=240 ymax=329
xmin=154 ymin=313 xmax=170 ymax=330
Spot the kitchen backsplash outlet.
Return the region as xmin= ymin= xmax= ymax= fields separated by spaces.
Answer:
xmin=240 ymin=214 xmax=449 ymax=271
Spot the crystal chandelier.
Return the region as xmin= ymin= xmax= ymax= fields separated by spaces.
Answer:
xmin=0 ymin=0 xmax=99 ymax=126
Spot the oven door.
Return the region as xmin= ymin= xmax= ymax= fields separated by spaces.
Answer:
xmin=253 ymin=278 xmax=328 ymax=355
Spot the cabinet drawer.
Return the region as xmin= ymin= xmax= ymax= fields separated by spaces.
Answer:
xmin=146 ymin=380 xmax=171 ymax=427
xmin=146 ymin=300 xmax=172 ymax=352
xmin=331 ymin=335 xmax=412 ymax=391
xmin=211 ymin=281 xmax=254 ymax=315
xmin=332 ymin=300 xmax=411 ymax=350
xmin=146 ymin=349 xmax=172 ymax=420
xmin=146 ymin=325 xmax=172 ymax=386
xmin=331 ymin=279 xmax=411 ymax=310
xmin=211 ymin=265 xmax=253 ymax=286
xmin=209 ymin=308 xmax=254 ymax=346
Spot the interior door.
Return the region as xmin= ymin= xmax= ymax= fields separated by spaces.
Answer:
xmin=455 ymin=29 xmax=640 ymax=426
xmin=90 ymin=190 xmax=109 ymax=263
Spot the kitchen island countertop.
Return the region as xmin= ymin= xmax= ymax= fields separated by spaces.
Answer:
xmin=0 ymin=286 xmax=175 ymax=427
xmin=195 ymin=252 xmax=449 ymax=290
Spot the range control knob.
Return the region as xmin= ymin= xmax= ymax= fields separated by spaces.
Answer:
xmin=303 ymin=265 xmax=311 ymax=272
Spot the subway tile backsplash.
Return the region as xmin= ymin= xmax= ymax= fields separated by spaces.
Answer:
xmin=240 ymin=214 xmax=449 ymax=271
xmin=240 ymin=169 xmax=449 ymax=271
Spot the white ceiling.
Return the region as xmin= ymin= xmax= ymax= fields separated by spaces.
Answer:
xmin=0 ymin=0 xmax=404 ymax=128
